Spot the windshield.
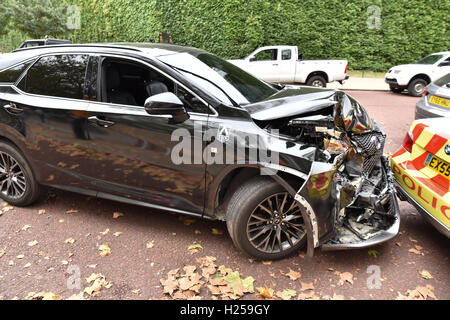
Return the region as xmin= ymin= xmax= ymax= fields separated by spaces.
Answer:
xmin=415 ymin=54 xmax=444 ymax=65
xmin=157 ymin=52 xmax=277 ymax=105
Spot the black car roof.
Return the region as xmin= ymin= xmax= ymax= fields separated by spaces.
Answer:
xmin=12 ymin=42 xmax=205 ymax=56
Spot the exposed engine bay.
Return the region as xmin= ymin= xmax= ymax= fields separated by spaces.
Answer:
xmin=252 ymin=90 xmax=399 ymax=250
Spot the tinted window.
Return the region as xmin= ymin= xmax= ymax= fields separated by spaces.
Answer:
xmin=434 ymin=74 xmax=450 ymax=87
xmin=175 ymin=84 xmax=207 ymax=114
xmin=282 ymin=49 xmax=292 ymax=60
xmin=23 ymin=55 xmax=88 ymax=99
xmin=415 ymin=54 xmax=444 ymax=65
xmin=0 ymin=62 xmax=32 ymax=83
xmin=254 ymin=49 xmax=277 ymax=61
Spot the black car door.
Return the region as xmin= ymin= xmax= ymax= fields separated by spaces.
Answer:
xmin=7 ymin=53 xmax=99 ymax=194
xmin=84 ymin=55 xmax=209 ymax=215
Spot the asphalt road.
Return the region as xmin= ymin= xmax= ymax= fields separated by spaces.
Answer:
xmin=0 ymin=91 xmax=448 ymax=300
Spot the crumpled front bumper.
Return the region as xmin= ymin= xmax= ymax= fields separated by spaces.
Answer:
xmin=321 ymin=156 xmax=401 ymax=250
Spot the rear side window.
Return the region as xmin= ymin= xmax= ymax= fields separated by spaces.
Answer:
xmin=282 ymin=49 xmax=292 ymax=60
xmin=20 ymin=54 xmax=89 ymax=99
xmin=0 ymin=62 xmax=32 ymax=83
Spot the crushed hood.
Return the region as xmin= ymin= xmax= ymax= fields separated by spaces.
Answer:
xmin=244 ymin=86 xmax=337 ymax=121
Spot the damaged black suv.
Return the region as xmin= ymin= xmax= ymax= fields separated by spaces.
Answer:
xmin=0 ymin=43 xmax=399 ymax=260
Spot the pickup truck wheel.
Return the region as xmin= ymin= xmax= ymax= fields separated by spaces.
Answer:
xmin=306 ymin=75 xmax=327 ymax=88
xmin=0 ymin=142 xmax=40 ymax=206
xmin=407 ymin=78 xmax=428 ymax=97
xmin=226 ymin=176 xmax=307 ymax=260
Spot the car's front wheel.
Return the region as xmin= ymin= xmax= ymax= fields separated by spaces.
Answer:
xmin=226 ymin=176 xmax=307 ymax=260
xmin=408 ymin=78 xmax=428 ymax=97
xmin=0 ymin=141 xmax=40 ymax=206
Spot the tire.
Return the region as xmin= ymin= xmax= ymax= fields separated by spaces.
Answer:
xmin=0 ymin=141 xmax=40 ymax=206
xmin=390 ymin=87 xmax=404 ymax=94
xmin=226 ymin=176 xmax=307 ymax=260
xmin=306 ymin=75 xmax=327 ymax=88
xmin=407 ymin=78 xmax=428 ymax=97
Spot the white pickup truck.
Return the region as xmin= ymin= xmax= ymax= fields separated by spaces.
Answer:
xmin=385 ymin=51 xmax=450 ymax=96
xmin=228 ymin=45 xmax=349 ymax=87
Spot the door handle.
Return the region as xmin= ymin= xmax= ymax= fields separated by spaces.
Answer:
xmin=3 ymin=103 xmax=23 ymax=115
xmin=88 ymin=116 xmax=115 ymax=128
xmin=272 ymin=64 xmax=279 ymax=66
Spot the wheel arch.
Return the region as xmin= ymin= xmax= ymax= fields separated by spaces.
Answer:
xmin=409 ymin=73 xmax=431 ymax=85
xmin=306 ymin=71 xmax=329 ymax=84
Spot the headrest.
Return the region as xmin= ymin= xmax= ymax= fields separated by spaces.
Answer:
xmin=146 ymin=81 xmax=169 ymax=97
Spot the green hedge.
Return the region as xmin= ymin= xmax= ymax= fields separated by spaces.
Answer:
xmin=62 ymin=0 xmax=450 ymax=71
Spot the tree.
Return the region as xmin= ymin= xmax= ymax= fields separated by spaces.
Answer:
xmin=3 ymin=0 xmax=68 ymax=38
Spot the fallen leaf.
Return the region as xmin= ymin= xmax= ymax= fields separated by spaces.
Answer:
xmin=397 ymin=285 xmax=437 ymax=300
xmin=28 ymin=292 xmax=61 ymax=300
xmin=285 ymin=268 xmax=301 ymax=281
xmin=420 ymin=270 xmax=433 ymax=280
xmin=131 ymin=289 xmax=141 ymax=295
xmin=188 ymin=243 xmax=203 ymax=254
xmin=396 ymin=242 xmax=402 ymax=247
xmin=408 ymin=248 xmax=422 ymax=255
xmin=65 ymin=209 xmax=78 ymax=215
xmin=113 ymin=232 xmax=123 ymax=237
xmin=183 ymin=218 xmax=196 ymax=226
xmin=257 ymin=286 xmax=274 ymax=299
xmin=211 ymin=228 xmax=223 ymax=235
xmin=146 ymin=241 xmax=155 ymax=249
xmin=23 ymin=263 xmax=32 ymax=268
xmin=113 ymin=212 xmax=124 ymax=219
xmin=21 ymin=225 xmax=31 ymax=231
xmin=277 ymin=289 xmax=297 ymax=300
xmin=38 ymin=209 xmax=46 ymax=215
xmin=85 ymin=273 xmax=112 ymax=296
xmin=194 ymin=230 xmax=201 ymax=235
xmin=368 ymin=249 xmax=379 ymax=258
xmin=16 ymin=254 xmax=25 ymax=259
xmin=262 ymin=261 xmax=272 ymax=265
xmin=100 ymin=229 xmax=109 ymax=236
xmin=99 ymin=243 xmax=111 ymax=257
xmin=300 ymin=282 xmax=315 ymax=291
xmin=0 ymin=248 xmax=4 ymax=258
xmin=28 ymin=240 xmax=38 ymax=247
xmin=65 ymin=238 xmax=76 ymax=244
xmin=338 ymin=272 xmax=353 ymax=286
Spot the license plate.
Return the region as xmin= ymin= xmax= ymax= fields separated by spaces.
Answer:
xmin=424 ymin=153 xmax=450 ymax=180
xmin=429 ymin=95 xmax=450 ymax=108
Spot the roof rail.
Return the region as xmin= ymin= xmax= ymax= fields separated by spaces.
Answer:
xmin=13 ymin=43 xmax=144 ymax=53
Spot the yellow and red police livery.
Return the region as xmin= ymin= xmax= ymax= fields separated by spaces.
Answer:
xmin=391 ymin=117 xmax=450 ymax=238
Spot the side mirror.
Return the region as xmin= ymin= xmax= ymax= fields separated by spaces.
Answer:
xmin=249 ymin=57 xmax=256 ymax=62
xmin=298 ymin=53 xmax=304 ymax=61
xmin=438 ymin=61 xmax=450 ymax=67
xmin=144 ymin=92 xmax=190 ymax=123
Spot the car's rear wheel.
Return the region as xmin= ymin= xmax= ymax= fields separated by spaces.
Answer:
xmin=0 ymin=142 xmax=40 ymax=206
xmin=306 ymin=75 xmax=327 ymax=88
xmin=408 ymin=78 xmax=428 ymax=97
xmin=226 ymin=176 xmax=307 ymax=260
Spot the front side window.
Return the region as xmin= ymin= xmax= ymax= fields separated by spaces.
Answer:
xmin=0 ymin=61 xmax=32 ymax=83
xmin=100 ymin=58 xmax=208 ymax=113
xmin=20 ymin=54 xmax=89 ymax=99
xmin=254 ymin=49 xmax=277 ymax=61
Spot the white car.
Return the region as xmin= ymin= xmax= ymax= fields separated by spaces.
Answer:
xmin=228 ymin=45 xmax=349 ymax=88
xmin=385 ymin=52 xmax=450 ymax=96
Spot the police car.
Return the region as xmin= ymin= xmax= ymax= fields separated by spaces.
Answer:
xmin=391 ymin=118 xmax=450 ymax=238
